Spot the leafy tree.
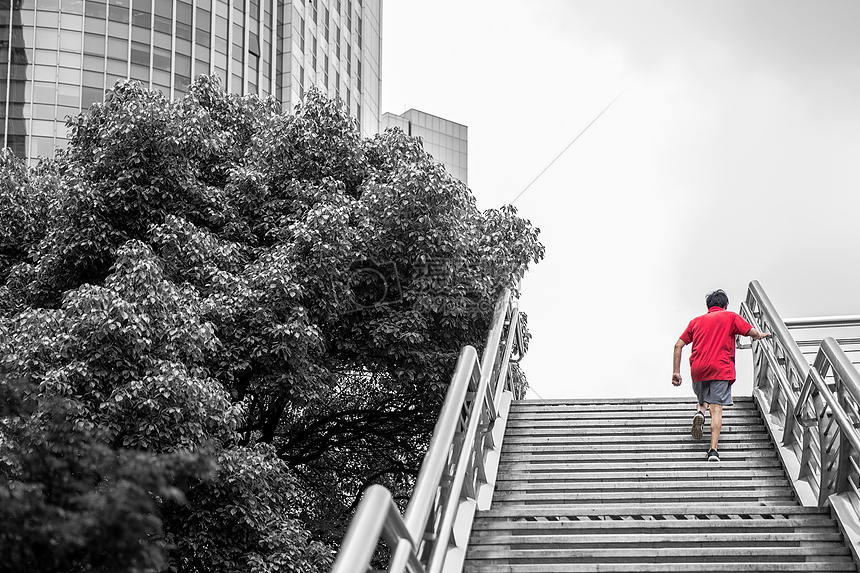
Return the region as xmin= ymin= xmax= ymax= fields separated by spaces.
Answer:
xmin=0 ymin=149 xmax=55 ymax=284
xmin=0 ymin=77 xmax=544 ymax=571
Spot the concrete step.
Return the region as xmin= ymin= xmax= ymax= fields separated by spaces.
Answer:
xmin=508 ymin=404 xmax=759 ymax=413
xmin=468 ymin=531 xmax=846 ymax=547
xmin=496 ymin=468 xmax=787 ymax=481
xmin=509 ymin=396 xmax=756 ymax=408
xmin=505 ymin=426 xmax=770 ymax=436
xmin=506 ymin=412 xmax=762 ymax=424
xmin=463 ymin=561 xmax=857 ymax=573
xmin=463 ymin=545 xmax=853 ymax=561
xmin=509 ymin=402 xmax=759 ymax=410
xmin=502 ymin=433 xmax=773 ymax=452
xmin=508 ymin=408 xmax=759 ymax=418
xmin=499 ymin=451 xmax=779 ymax=464
xmin=463 ymin=559 xmax=857 ymax=573
xmin=505 ymin=426 xmax=769 ymax=438
xmin=491 ymin=490 xmax=796 ymax=505
xmin=478 ymin=504 xmax=829 ymax=519
xmin=498 ymin=459 xmax=784 ymax=472
xmin=471 ymin=517 xmax=841 ymax=534
xmin=494 ymin=479 xmax=791 ymax=492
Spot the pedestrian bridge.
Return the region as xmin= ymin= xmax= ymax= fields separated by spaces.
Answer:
xmin=331 ymin=281 xmax=860 ymax=572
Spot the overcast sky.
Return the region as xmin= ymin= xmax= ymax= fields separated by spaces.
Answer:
xmin=380 ymin=0 xmax=860 ymax=400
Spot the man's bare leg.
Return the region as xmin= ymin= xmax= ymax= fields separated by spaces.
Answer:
xmin=709 ymin=404 xmax=723 ymax=452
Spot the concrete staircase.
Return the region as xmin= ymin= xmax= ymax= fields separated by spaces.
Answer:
xmin=464 ymin=397 xmax=858 ymax=572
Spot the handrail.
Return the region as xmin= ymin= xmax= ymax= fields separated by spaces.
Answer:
xmin=819 ymin=337 xmax=860 ymax=408
xmin=745 ymin=280 xmax=809 ymax=374
xmin=810 ymin=354 xmax=860 ymax=437
xmin=785 ymin=315 xmax=860 ymax=329
xmin=334 ymin=485 xmax=425 ymax=573
xmin=742 ymin=281 xmax=860 ymax=563
xmin=330 ymin=289 xmax=525 ymax=573
xmin=402 ymin=345 xmax=482 ymax=548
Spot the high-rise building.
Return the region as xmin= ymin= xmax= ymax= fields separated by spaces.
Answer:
xmin=382 ymin=108 xmax=467 ymax=185
xmin=0 ymin=0 xmax=382 ymax=164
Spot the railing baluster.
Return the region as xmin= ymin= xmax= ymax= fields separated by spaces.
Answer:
xmin=330 ymin=289 xmax=527 ymax=573
xmin=745 ymin=282 xmax=860 ymax=564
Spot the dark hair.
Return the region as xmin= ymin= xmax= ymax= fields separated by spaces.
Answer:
xmin=706 ymin=289 xmax=729 ymax=309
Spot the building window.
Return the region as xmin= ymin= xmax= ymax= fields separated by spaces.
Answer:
xmin=130 ymin=41 xmax=149 ymax=65
xmin=335 ymin=25 xmax=340 ymax=58
xmin=346 ymin=1 xmax=352 ymax=32
xmin=131 ymin=0 xmax=151 ymax=27
xmin=248 ymin=51 xmax=258 ymax=94
xmin=174 ymin=53 xmax=190 ymax=92
xmin=324 ymin=54 xmax=329 ymax=89
xmin=176 ymin=0 xmax=192 ymax=40
xmin=214 ymin=15 xmax=228 ymax=54
xmin=232 ymin=21 xmax=244 ymax=61
xmin=82 ymin=86 xmax=104 ymax=108
xmin=85 ymin=0 xmax=107 ymax=19
xmin=83 ymin=32 xmax=105 ymax=56
xmin=108 ymin=0 xmax=129 ymax=24
xmin=299 ymin=65 xmax=304 ymax=97
xmin=323 ymin=6 xmax=329 ymax=41
xmin=312 ymin=36 xmax=317 ymax=71
xmin=153 ymin=0 xmax=172 ymax=33
xmin=130 ymin=64 xmax=149 ymax=82
xmin=59 ymin=29 xmax=83 ymax=53
xmin=153 ymin=45 xmax=171 ymax=71
xmin=196 ymin=6 xmax=211 ymax=48
xmin=299 ymin=16 xmax=305 ymax=51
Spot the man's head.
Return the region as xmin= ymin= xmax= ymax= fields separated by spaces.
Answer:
xmin=706 ymin=289 xmax=729 ymax=309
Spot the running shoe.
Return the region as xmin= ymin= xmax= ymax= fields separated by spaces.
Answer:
xmin=707 ymin=448 xmax=720 ymax=462
xmin=691 ymin=411 xmax=705 ymax=440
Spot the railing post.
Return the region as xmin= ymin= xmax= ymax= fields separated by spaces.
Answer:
xmin=837 ymin=431 xmax=852 ymax=496
xmin=493 ymin=306 xmax=520 ymax=409
xmin=818 ymin=399 xmax=837 ymax=505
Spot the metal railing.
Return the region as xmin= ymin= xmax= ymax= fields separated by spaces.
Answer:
xmin=740 ymin=280 xmax=860 ymax=559
xmin=330 ymin=289 xmax=526 ymax=573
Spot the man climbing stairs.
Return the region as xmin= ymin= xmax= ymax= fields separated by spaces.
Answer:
xmin=464 ymin=397 xmax=857 ymax=572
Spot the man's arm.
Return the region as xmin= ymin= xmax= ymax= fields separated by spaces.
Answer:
xmin=746 ymin=328 xmax=771 ymax=341
xmin=672 ymin=339 xmax=687 ymax=386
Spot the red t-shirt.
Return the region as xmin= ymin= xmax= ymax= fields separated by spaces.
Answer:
xmin=680 ymin=307 xmax=753 ymax=383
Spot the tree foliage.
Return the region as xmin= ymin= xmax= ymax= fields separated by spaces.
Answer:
xmin=0 ymin=77 xmax=544 ymax=571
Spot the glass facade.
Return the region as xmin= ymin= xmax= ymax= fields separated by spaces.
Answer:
xmin=0 ymin=0 xmax=382 ymax=163
xmin=381 ymin=108 xmax=468 ymax=185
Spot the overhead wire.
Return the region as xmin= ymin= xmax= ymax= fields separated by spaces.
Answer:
xmin=509 ymin=77 xmax=637 ymax=206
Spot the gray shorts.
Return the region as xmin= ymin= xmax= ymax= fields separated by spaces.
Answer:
xmin=693 ymin=380 xmax=733 ymax=406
